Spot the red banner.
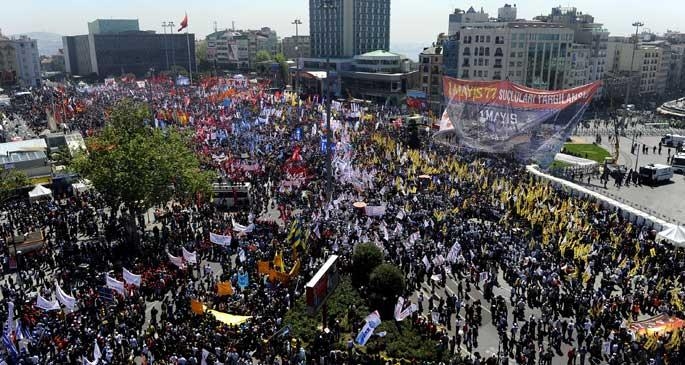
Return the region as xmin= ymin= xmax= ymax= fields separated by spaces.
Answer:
xmin=442 ymin=77 xmax=600 ymax=110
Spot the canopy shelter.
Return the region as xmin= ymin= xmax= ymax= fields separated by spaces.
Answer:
xmin=72 ymin=181 xmax=91 ymax=194
xmin=28 ymin=185 xmax=52 ymax=201
xmin=657 ymin=225 xmax=685 ymax=248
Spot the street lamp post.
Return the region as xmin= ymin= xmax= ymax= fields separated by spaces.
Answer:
xmin=322 ymin=1 xmax=336 ymax=202
xmin=292 ymin=19 xmax=302 ymax=94
xmin=162 ymin=22 xmax=170 ymax=71
xmin=167 ymin=21 xmax=177 ymax=73
xmin=624 ymin=21 xmax=644 ymax=109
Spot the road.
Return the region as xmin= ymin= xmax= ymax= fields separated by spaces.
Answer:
xmin=572 ymin=134 xmax=685 ymax=224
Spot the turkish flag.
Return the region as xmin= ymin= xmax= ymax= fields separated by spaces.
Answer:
xmin=178 ymin=13 xmax=188 ymax=32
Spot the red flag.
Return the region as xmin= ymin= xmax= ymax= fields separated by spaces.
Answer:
xmin=178 ymin=13 xmax=188 ymax=32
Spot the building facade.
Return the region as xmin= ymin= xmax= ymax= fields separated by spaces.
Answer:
xmin=281 ymin=35 xmax=311 ymax=60
xmin=309 ymin=0 xmax=390 ymax=58
xmin=340 ymin=50 xmax=418 ymax=105
xmin=0 ymin=32 xmax=41 ymax=88
xmin=88 ymin=19 xmax=140 ymax=35
xmin=418 ymin=46 xmax=443 ymax=113
xmin=0 ymin=35 xmax=18 ymax=87
xmin=537 ymin=7 xmax=609 ymax=94
xmin=607 ymin=37 xmax=668 ymax=97
xmin=206 ymin=27 xmax=278 ymax=70
xmin=63 ymin=20 xmax=195 ymax=77
xmin=456 ymin=21 xmax=575 ymax=90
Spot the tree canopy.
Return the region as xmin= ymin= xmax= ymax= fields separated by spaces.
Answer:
xmin=0 ymin=169 xmax=29 ymax=203
xmin=71 ymin=99 xmax=214 ymax=211
xmin=351 ymin=243 xmax=384 ymax=287
xmin=255 ymin=50 xmax=272 ymax=63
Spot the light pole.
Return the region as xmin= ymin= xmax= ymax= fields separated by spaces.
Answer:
xmin=162 ymin=22 xmax=170 ymax=71
xmin=292 ymin=19 xmax=303 ymax=94
xmin=168 ymin=21 xmax=177 ymax=73
xmin=321 ymin=1 xmax=337 ymax=202
xmin=626 ymin=21 xmax=643 ymax=170
xmin=624 ymin=21 xmax=644 ymax=108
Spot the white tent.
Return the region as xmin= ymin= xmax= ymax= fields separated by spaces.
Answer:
xmin=28 ymin=185 xmax=52 ymax=201
xmin=72 ymin=180 xmax=92 ymax=194
xmin=657 ymin=225 xmax=685 ymax=247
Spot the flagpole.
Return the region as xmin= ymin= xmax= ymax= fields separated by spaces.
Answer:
xmin=186 ymin=29 xmax=193 ymax=84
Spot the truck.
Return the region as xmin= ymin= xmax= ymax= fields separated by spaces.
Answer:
xmin=639 ymin=164 xmax=674 ymax=185
xmin=661 ymin=134 xmax=685 ymax=148
xmin=671 ymin=153 xmax=685 ymax=174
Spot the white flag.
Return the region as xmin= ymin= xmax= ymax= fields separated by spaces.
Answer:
xmin=122 ymin=268 xmax=141 ymax=287
xmin=422 ymin=255 xmax=431 ymax=270
xmin=201 ymin=349 xmax=210 ymax=365
xmin=55 ymin=282 xmax=76 ymax=310
xmin=36 ymin=294 xmax=60 ymax=311
xmin=5 ymin=302 xmax=14 ymax=334
xmin=168 ymin=252 xmax=186 ymax=269
xmin=446 ymin=241 xmax=462 ymax=263
xmin=394 ymin=297 xmax=405 ymax=321
xmin=94 ymin=340 xmax=102 ymax=360
xmin=106 ymin=275 xmax=125 ymax=296
xmin=209 ymin=232 xmax=232 ymax=246
xmin=182 ymin=247 xmax=197 ymax=264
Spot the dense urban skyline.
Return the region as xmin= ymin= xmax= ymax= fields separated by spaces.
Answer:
xmin=3 ymin=0 xmax=684 ymax=48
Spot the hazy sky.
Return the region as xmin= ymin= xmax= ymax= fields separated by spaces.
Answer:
xmin=3 ymin=0 xmax=683 ymax=46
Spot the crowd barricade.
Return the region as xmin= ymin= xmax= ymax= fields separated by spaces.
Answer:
xmin=526 ymin=165 xmax=671 ymax=231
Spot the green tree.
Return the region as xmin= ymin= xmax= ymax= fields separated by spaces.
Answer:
xmin=50 ymin=145 xmax=73 ymax=166
xmin=352 ymin=243 xmax=384 ymax=287
xmin=255 ymin=50 xmax=272 ymax=63
xmin=273 ymin=53 xmax=290 ymax=88
xmin=0 ymin=169 xmax=30 ymax=203
xmin=195 ymin=39 xmax=211 ymax=72
xmin=71 ymin=99 xmax=214 ymax=216
xmin=368 ymin=263 xmax=405 ymax=318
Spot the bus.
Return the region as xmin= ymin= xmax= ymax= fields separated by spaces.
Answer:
xmin=212 ymin=183 xmax=252 ymax=209
xmin=671 ymin=153 xmax=685 ymax=174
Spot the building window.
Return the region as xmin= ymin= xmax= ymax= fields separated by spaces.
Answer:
xmin=486 ymin=36 xmax=491 ymax=43
xmin=485 ymin=47 xmax=490 ymax=56
xmin=463 ymin=47 xmax=470 ymax=56
xmin=422 ymin=57 xmax=429 ymax=64
xmin=462 ymin=70 xmax=469 ymax=78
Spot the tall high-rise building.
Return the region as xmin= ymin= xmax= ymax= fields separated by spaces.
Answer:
xmin=309 ymin=0 xmax=390 ymax=58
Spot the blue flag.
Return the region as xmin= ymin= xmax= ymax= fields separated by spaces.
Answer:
xmin=237 ymin=272 xmax=249 ymax=289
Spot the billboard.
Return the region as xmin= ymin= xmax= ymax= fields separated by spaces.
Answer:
xmin=442 ymin=77 xmax=601 ymax=167
xmin=305 ymin=255 xmax=340 ymax=314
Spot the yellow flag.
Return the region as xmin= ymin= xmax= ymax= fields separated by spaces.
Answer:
xmin=274 ymin=251 xmax=285 ymax=273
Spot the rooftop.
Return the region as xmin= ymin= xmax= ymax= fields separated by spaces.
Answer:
xmin=358 ymin=50 xmax=403 ymax=58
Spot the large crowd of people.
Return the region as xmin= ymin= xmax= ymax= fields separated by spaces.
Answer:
xmin=0 ymin=75 xmax=684 ymax=365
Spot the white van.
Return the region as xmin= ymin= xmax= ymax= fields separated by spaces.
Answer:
xmin=661 ymin=134 xmax=685 ymax=148
xmin=671 ymin=153 xmax=685 ymax=174
xmin=639 ymin=164 xmax=674 ymax=184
